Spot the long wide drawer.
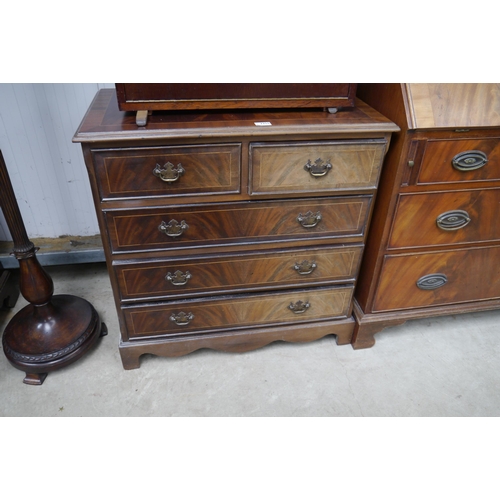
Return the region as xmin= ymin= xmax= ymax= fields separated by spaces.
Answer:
xmin=389 ymin=188 xmax=500 ymax=249
xmin=92 ymin=144 xmax=241 ymax=200
xmin=123 ymin=285 xmax=354 ymax=339
xmin=106 ymin=196 xmax=371 ymax=253
xmin=249 ymin=139 xmax=387 ymax=196
xmin=373 ymin=245 xmax=500 ymax=312
xmin=115 ymin=244 xmax=363 ymax=301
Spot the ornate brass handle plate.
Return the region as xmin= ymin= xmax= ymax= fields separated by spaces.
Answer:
xmin=304 ymin=158 xmax=332 ymax=178
xmin=293 ymin=260 xmax=317 ymax=275
xmin=153 ymin=162 xmax=185 ymax=182
xmin=166 ymin=270 xmax=192 ymax=286
xmin=169 ymin=311 xmax=194 ymax=326
xmin=158 ymin=219 xmax=189 ymax=238
xmin=289 ymin=300 xmax=310 ymax=314
xmin=297 ymin=211 xmax=322 ymax=228
xmin=452 ymin=151 xmax=488 ymax=171
xmin=436 ymin=210 xmax=471 ymax=231
xmin=416 ymin=273 xmax=448 ymax=290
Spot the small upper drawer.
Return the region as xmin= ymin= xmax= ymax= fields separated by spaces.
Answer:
xmin=106 ymin=196 xmax=372 ymax=253
xmin=249 ymin=140 xmax=387 ymax=196
xmin=92 ymin=144 xmax=241 ymax=200
xmin=416 ymin=137 xmax=500 ymax=185
xmin=388 ymin=188 xmax=500 ymax=249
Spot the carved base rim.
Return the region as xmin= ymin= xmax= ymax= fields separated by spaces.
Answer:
xmin=2 ymin=295 xmax=103 ymax=373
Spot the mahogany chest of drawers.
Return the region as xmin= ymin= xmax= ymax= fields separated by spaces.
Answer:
xmin=353 ymin=83 xmax=500 ymax=348
xmin=74 ymin=89 xmax=397 ymax=369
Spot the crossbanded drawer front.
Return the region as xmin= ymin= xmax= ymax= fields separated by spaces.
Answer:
xmin=92 ymin=144 xmax=241 ymax=200
xmin=106 ymin=196 xmax=371 ymax=253
xmin=249 ymin=140 xmax=387 ymax=195
xmin=388 ymin=188 xmax=500 ymax=249
xmin=123 ymin=285 xmax=354 ymax=339
xmin=373 ymin=246 xmax=500 ymax=312
xmin=115 ymin=244 xmax=363 ymax=301
xmin=417 ymin=137 xmax=500 ymax=185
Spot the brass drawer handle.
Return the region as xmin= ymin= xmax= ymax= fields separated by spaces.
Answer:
xmin=297 ymin=211 xmax=322 ymax=228
xmin=169 ymin=311 xmax=194 ymax=326
xmin=289 ymin=300 xmax=310 ymax=314
xmin=304 ymin=158 xmax=332 ymax=178
xmin=416 ymin=274 xmax=448 ymax=290
xmin=293 ymin=260 xmax=317 ymax=275
xmin=436 ymin=210 xmax=471 ymax=231
xmin=153 ymin=162 xmax=185 ymax=183
xmin=452 ymin=151 xmax=488 ymax=171
xmin=166 ymin=270 xmax=192 ymax=286
xmin=158 ymin=219 xmax=189 ymax=238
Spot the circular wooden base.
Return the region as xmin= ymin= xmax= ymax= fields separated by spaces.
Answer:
xmin=2 ymin=294 xmax=106 ymax=385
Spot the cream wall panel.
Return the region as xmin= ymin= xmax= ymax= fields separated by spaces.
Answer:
xmin=0 ymin=83 xmax=114 ymax=240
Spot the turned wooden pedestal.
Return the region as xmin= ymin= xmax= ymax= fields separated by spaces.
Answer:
xmin=0 ymin=150 xmax=106 ymax=385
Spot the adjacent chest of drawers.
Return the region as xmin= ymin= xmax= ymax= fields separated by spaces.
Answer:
xmin=74 ymin=89 xmax=397 ymax=369
xmin=354 ymin=83 xmax=500 ymax=348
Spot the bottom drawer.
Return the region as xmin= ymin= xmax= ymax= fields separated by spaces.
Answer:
xmin=373 ymin=245 xmax=500 ymax=312
xmin=123 ymin=285 xmax=353 ymax=339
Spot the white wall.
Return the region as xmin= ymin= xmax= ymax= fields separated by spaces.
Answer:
xmin=0 ymin=83 xmax=114 ymax=241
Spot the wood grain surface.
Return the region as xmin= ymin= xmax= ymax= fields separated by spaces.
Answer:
xmin=406 ymin=84 xmax=500 ymax=129
xmin=373 ymin=246 xmax=500 ymax=312
xmin=250 ymin=139 xmax=387 ymax=195
xmin=416 ymin=137 xmax=500 ymax=184
xmin=124 ymin=285 xmax=353 ymax=338
xmin=388 ymin=188 xmax=500 ymax=249
xmin=73 ymin=90 xmax=399 ymax=142
xmin=93 ymin=144 xmax=241 ymax=199
xmin=115 ymin=244 xmax=363 ymax=300
xmin=115 ymin=83 xmax=356 ymax=111
xmin=107 ymin=196 xmax=371 ymax=252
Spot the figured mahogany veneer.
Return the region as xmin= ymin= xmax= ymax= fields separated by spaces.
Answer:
xmin=374 ymin=245 xmax=500 ymax=312
xmin=249 ymin=140 xmax=386 ymax=195
xmin=353 ymin=83 xmax=500 ymax=349
xmin=93 ymin=144 xmax=241 ymax=200
xmin=74 ymin=89 xmax=397 ymax=369
xmin=123 ymin=286 xmax=353 ymax=339
xmin=388 ymin=188 xmax=500 ymax=249
xmin=115 ymin=244 xmax=363 ymax=301
xmin=106 ymin=196 xmax=371 ymax=253
xmin=417 ymin=138 xmax=500 ymax=184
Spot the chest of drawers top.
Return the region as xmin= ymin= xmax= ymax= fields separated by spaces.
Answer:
xmin=74 ymin=89 xmax=398 ymax=144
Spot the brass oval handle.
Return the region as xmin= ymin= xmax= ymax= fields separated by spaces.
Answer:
xmin=297 ymin=211 xmax=322 ymax=228
xmin=452 ymin=151 xmax=488 ymax=171
xmin=166 ymin=270 xmax=192 ymax=286
xmin=158 ymin=219 xmax=189 ymax=238
xmin=289 ymin=300 xmax=310 ymax=314
xmin=169 ymin=311 xmax=194 ymax=326
xmin=293 ymin=260 xmax=317 ymax=275
xmin=304 ymin=158 xmax=332 ymax=178
xmin=436 ymin=210 xmax=471 ymax=231
xmin=416 ymin=274 xmax=448 ymax=290
xmin=153 ymin=162 xmax=185 ymax=182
